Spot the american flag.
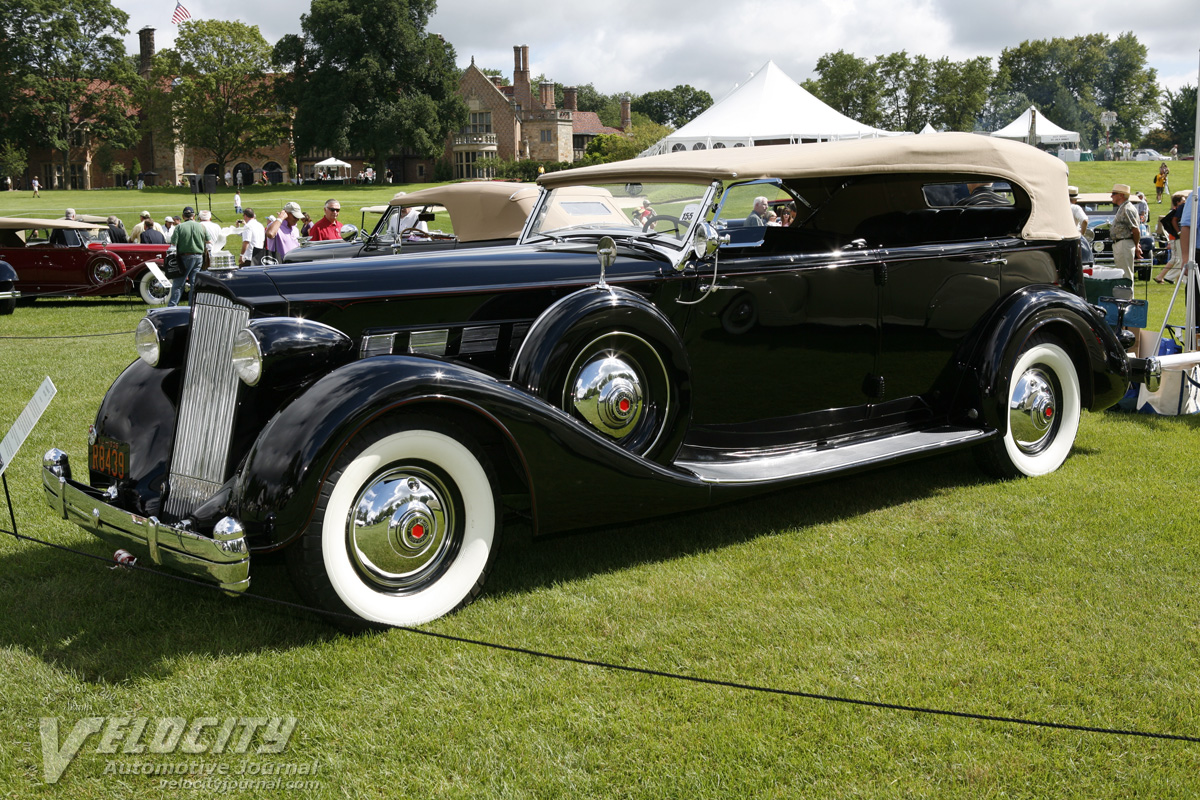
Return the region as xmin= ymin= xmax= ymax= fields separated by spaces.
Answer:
xmin=171 ymin=1 xmax=191 ymax=24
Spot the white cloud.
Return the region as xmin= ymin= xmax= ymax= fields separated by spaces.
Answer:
xmin=116 ymin=0 xmax=1196 ymax=96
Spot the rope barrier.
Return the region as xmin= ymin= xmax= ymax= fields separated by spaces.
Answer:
xmin=2 ymin=515 xmax=1197 ymax=745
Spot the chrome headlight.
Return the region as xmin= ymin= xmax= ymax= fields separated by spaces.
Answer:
xmin=1092 ymin=240 xmax=1104 ymax=253
xmin=135 ymin=317 xmax=160 ymax=365
xmin=231 ymin=327 xmax=263 ymax=386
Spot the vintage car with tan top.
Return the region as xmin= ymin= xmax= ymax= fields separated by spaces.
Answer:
xmin=281 ymin=181 xmax=538 ymax=263
xmin=43 ymin=134 xmax=1158 ymax=628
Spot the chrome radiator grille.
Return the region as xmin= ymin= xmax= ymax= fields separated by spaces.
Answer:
xmin=165 ymin=292 xmax=250 ymax=518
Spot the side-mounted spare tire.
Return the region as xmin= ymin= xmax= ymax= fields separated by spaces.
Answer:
xmin=511 ymin=286 xmax=691 ymax=465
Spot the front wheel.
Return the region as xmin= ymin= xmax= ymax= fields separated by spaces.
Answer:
xmin=0 ymin=296 xmax=14 ymax=315
xmin=287 ymin=417 xmax=501 ymax=628
xmin=138 ymin=269 xmax=170 ymax=306
xmin=977 ymin=335 xmax=1081 ymax=478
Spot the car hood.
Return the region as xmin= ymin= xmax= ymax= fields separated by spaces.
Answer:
xmin=258 ymin=243 xmax=668 ymax=308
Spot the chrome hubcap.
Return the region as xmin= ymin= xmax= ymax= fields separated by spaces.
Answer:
xmin=570 ymin=355 xmax=643 ymax=438
xmin=348 ymin=468 xmax=453 ymax=591
xmin=1009 ymin=367 xmax=1057 ymax=453
xmin=93 ymin=262 xmax=116 ymax=283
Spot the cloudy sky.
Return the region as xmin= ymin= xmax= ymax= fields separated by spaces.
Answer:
xmin=118 ymin=0 xmax=1197 ymax=100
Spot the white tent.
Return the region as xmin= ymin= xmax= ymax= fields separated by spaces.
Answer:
xmin=919 ymin=122 xmax=938 ymax=135
xmin=991 ymin=106 xmax=1079 ymax=145
xmin=639 ymin=61 xmax=899 ymax=157
xmin=313 ymin=156 xmax=352 ymax=180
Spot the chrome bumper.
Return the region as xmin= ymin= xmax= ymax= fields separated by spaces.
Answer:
xmin=1128 ymin=356 xmax=1162 ymax=393
xmin=0 ymin=288 xmax=19 ymax=301
xmin=41 ymin=449 xmax=250 ymax=593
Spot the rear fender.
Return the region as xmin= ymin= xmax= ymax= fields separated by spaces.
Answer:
xmin=963 ymin=286 xmax=1129 ymax=431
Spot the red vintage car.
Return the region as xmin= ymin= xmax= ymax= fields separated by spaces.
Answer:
xmin=0 ymin=217 xmax=170 ymax=306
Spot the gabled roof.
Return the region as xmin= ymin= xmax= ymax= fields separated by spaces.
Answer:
xmin=572 ymin=111 xmax=622 ymax=136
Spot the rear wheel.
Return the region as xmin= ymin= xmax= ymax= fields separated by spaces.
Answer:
xmin=89 ymin=258 xmax=118 ymax=287
xmin=0 ymin=295 xmax=14 ymax=315
xmin=977 ymin=335 xmax=1081 ymax=478
xmin=287 ymin=417 xmax=501 ymax=628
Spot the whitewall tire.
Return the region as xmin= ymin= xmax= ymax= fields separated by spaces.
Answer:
xmin=978 ymin=336 xmax=1081 ymax=478
xmin=288 ymin=419 xmax=500 ymax=628
xmin=138 ymin=269 xmax=170 ymax=306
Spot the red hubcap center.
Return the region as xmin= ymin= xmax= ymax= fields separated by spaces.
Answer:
xmin=618 ymin=398 xmax=631 ymax=413
xmin=412 ymin=524 xmax=425 ymax=539
xmin=1044 ymin=407 xmax=1053 ymax=419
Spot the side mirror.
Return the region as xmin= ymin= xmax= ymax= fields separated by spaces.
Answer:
xmin=417 ymin=211 xmax=436 ymax=223
xmin=340 ymin=224 xmax=359 ymax=242
xmin=687 ymin=222 xmax=726 ymax=266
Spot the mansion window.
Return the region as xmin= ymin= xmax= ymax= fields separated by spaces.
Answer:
xmin=454 ymin=150 xmax=494 ymax=180
xmin=540 ymin=129 xmax=552 ymax=143
xmin=464 ymin=112 xmax=492 ymax=135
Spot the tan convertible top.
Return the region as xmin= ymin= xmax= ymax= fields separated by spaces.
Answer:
xmin=388 ymin=181 xmax=537 ymax=242
xmin=539 ymin=133 xmax=1078 ymax=241
xmin=0 ymin=216 xmax=99 ymax=230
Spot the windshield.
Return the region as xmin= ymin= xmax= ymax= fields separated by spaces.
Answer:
xmin=526 ymin=181 xmax=709 ymax=246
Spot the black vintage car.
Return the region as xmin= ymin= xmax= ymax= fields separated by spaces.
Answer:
xmin=43 ymin=134 xmax=1160 ymax=627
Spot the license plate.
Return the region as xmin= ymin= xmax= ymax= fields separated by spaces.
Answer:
xmin=89 ymin=435 xmax=130 ymax=480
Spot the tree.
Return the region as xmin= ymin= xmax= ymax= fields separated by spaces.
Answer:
xmin=801 ymin=50 xmax=882 ymax=126
xmin=14 ymin=0 xmax=140 ymax=187
xmin=583 ymin=115 xmax=670 ymax=164
xmin=1160 ymin=85 xmax=1196 ymax=154
xmin=874 ymin=51 xmax=933 ymax=132
xmin=274 ymin=0 xmax=467 ymax=170
xmin=631 ymin=85 xmax=713 ymax=128
xmin=929 ymin=56 xmax=993 ymax=131
xmin=142 ymin=20 xmax=288 ymax=184
xmin=998 ymin=33 xmax=1156 ymax=145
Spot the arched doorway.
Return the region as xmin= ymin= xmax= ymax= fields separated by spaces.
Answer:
xmin=233 ymin=162 xmax=253 ymax=188
xmin=263 ymin=161 xmax=284 ymax=185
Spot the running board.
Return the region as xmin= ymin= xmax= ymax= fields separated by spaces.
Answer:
xmin=676 ymin=427 xmax=992 ymax=485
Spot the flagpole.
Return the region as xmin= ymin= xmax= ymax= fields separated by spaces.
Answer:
xmin=1187 ymin=50 xmax=1200 ymax=353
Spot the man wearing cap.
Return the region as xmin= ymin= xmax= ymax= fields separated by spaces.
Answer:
xmin=307 ymin=199 xmax=344 ymax=241
xmin=1109 ymin=183 xmax=1142 ymax=281
xmin=265 ymin=201 xmax=303 ymax=258
xmin=1068 ymin=186 xmax=1087 ymax=236
xmin=131 ymin=211 xmax=165 ymax=243
xmin=168 ymin=206 xmax=211 ymax=307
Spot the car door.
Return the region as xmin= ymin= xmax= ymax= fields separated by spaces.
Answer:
xmin=679 ymin=181 xmax=881 ymax=432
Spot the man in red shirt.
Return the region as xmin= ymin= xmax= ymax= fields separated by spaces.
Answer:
xmin=307 ymin=199 xmax=344 ymax=241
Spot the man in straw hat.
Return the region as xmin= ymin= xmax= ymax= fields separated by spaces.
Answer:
xmin=1109 ymin=183 xmax=1142 ymax=282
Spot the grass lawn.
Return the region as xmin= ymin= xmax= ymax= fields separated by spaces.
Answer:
xmin=1 ymin=181 xmax=1200 ymax=797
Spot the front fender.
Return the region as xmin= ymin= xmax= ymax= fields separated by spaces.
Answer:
xmin=231 ymin=356 xmax=711 ymax=550
xmin=967 ymin=285 xmax=1129 ymax=430
xmin=0 ymin=260 xmax=17 ymax=282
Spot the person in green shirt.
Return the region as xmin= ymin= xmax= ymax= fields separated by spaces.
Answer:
xmin=168 ymin=206 xmax=211 ymax=307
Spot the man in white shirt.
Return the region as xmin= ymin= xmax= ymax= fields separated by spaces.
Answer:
xmin=1068 ymin=187 xmax=1087 ymax=235
xmin=238 ymin=208 xmax=267 ymax=265
xmin=197 ymin=209 xmax=223 ymax=249
xmin=386 ymin=206 xmax=428 ymax=237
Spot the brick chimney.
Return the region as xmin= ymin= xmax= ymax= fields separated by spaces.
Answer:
xmin=540 ymin=81 xmax=556 ymax=109
xmin=563 ymin=87 xmax=578 ymax=112
xmin=138 ymin=26 xmax=155 ymax=79
xmin=620 ymin=95 xmax=632 ymax=131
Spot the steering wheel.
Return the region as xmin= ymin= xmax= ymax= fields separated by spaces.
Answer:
xmin=401 ymin=227 xmax=432 ymax=241
xmin=642 ymin=214 xmax=682 ymax=234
